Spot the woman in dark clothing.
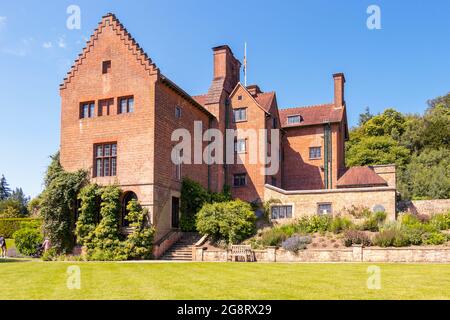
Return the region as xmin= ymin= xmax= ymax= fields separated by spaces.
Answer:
xmin=0 ymin=236 xmax=6 ymax=258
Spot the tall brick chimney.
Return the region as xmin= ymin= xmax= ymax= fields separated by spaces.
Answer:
xmin=333 ymin=73 xmax=345 ymax=108
xmin=212 ymin=45 xmax=241 ymax=93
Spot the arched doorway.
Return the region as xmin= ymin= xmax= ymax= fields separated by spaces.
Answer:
xmin=122 ymin=191 xmax=138 ymax=227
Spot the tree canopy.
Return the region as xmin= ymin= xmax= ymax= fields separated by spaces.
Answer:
xmin=347 ymin=93 xmax=450 ymax=200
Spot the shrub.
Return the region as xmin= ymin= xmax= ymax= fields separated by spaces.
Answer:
xmin=372 ymin=227 xmax=411 ymax=247
xmin=343 ymin=230 xmax=371 ymax=247
xmin=330 ymin=216 xmax=353 ymax=234
xmin=40 ymin=152 xmax=88 ymax=253
xmin=75 ymin=184 xmax=101 ymax=247
xmin=41 ymin=248 xmax=58 ymax=261
xmin=341 ymin=205 xmax=372 ymax=219
xmin=13 ymin=228 xmax=43 ymax=256
xmin=360 ymin=211 xmax=387 ymax=232
xmin=260 ymin=228 xmax=287 ymax=247
xmin=281 ymin=235 xmax=312 ymax=253
xmin=392 ymin=232 xmax=410 ymax=247
xmin=297 ymin=215 xmax=331 ymax=234
xmin=88 ymin=185 xmax=122 ymax=257
xmin=122 ymin=199 xmax=155 ymax=260
xmin=401 ymin=213 xmax=420 ymax=226
xmin=430 ymin=212 xmax=450 ymax=231
xmin=0 ymin=218 xmax=42 ymax=238
xmin=180 ymin=178 xmax=232 ymax=232
xmin=422 ymin=232 xmax=447 ymax=245
xmin=196 ymin=200 xmax=256 ymax=244
xmin=402 ymin=226 xmax=424 ymax=245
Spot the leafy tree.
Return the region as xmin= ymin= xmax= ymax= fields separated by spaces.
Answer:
xmin=40 ymin=152 xmax=88 ymax=253
xmin=401 ymin=114 xmax=426 ymax=153
xmin=346 ymin=135 xmax=410 ymax=167
xmin=421 ymin=104 xmax=450 ymax=150
xmin=358 ymin=106 xmax=373 ymax=125
xmin=196 ymin=200 xmax=256 ymax=244
xmin=10 ymin=188 xmax=30 ymax=216
xmin=363 ymin=108 xmax=406 ymax=140
xmin=398 ymin=148 xmax=450 ymax=200
xmin=0 ymin=175 xmax=11 ymax=200
xmin=27 ymin=196 xmax=42 ymax=216
xmin=427 ymin=92 xmax=450 ymax=109
xmin=0 ymin=199 xmax=22 ymax=218
xmin=180 ymin=178 xmax=232 ymax=232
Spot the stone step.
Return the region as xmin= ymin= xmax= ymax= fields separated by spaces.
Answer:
xmin=159 ymin=232 xmax=201 ymax=261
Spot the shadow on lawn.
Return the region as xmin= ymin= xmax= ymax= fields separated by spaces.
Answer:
xmin=0 ymin=258 xmax=32 ymax=264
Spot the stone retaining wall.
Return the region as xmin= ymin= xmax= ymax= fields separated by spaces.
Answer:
xmin=398 ymin=199 xmax=450 ymax=216
xmin=193 ymin=245 xmax=450 ymax=263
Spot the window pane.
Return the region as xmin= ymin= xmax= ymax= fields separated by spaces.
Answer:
xmin=89 ymin=104 xmax=95 ymax=117
xmin=104 ymin=144 xmax=111 ymax=157
xmin=288 ymin=116 xmax=300 ymax=124
xmin=286 ymin=206 xmax=292 ymax=218
xmin=279 ymin=206 xmax=286 ymax=219
xmin=111 ymin=144 xmax=117 ymax=156
xmin=128 ymin=98 xmax=134 ymax=113
xmin=103 ymin=158 xmax=110 ymax=176
xmin=96 ymin=145 xmax=103 ymax=157
xmin=318 ymin=204 xmax=332 ymax=215
xmin=83 ymin=105 xmax=89 ymax=118
xmin=111 ymin=157 xmax=117 ymax=176
xmin=271 ymin=207 xmax=279 ymax=219
xmin=121 ymin=99 xmax=127 ymax=113
xmin=96 ymin=159 xmax=103 ymax=177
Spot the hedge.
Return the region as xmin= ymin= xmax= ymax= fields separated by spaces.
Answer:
xmin=0 ymin=218 xmax=42 ymax=238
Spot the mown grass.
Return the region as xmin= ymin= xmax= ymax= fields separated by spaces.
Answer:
xmin=0 ymin=261 xmax=449 ymax=300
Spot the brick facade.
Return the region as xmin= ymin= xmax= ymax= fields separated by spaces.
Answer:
xmin=59 ymin=13 xmax=396 ymax=242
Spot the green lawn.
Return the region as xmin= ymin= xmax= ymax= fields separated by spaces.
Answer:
xmin=0 ymin=261 xmax=449 ymax=300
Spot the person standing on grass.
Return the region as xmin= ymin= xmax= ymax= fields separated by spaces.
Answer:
xmin=42 ymin=237 xmax=51 ymax=252
xmin=0 ymin=236 xmax=6 ymax=258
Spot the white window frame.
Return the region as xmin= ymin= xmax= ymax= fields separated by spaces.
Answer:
xmin=270 ymin=204 xmax=294 ymax=220
xmin=233 ymin=108 xmax=247 ymax=122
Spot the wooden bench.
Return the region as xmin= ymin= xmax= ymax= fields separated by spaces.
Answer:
xmin=230 ymin=245 xmax=254 ymax=262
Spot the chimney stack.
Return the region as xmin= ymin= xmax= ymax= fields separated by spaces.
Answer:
xmin=333 ymin=73 xmax=345 ymax=108
xmin=212 ymin=45 xmax=241 ymax=93
xmin=247 ymin=84 xmax=262 ymax=97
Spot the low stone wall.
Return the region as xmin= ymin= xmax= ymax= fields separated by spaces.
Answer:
xmin=193 ymin=245 xmax=450 ymax=263
xmin=153 ymin=230 xmax=182 ymax=259
xmin=398 ymin=199 xmax=450 ymax=216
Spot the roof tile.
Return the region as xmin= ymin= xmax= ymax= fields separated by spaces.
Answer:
xmin=279 ymin=104 xmax=343 ymax=128
xmin=336 ymin=166 xmax=388 ymax=188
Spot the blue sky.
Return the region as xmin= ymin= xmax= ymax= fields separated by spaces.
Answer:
xmin=0 ymin=0 xmax=449 ymax=197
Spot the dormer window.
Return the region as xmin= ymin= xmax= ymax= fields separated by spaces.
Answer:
xmin=287 ymin=115 xmax=302 ymax=124
xmin=102 ymin=60 xmax=111 ymax=74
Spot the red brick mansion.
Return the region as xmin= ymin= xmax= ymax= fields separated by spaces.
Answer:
xmin=59 ymin=14 xmax=396 ymax=242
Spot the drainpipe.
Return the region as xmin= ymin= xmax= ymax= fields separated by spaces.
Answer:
xmin=323 ymin=122 xmax=332 ymax=189
xmin=224 ymin=97 xmax=230 ymax=187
